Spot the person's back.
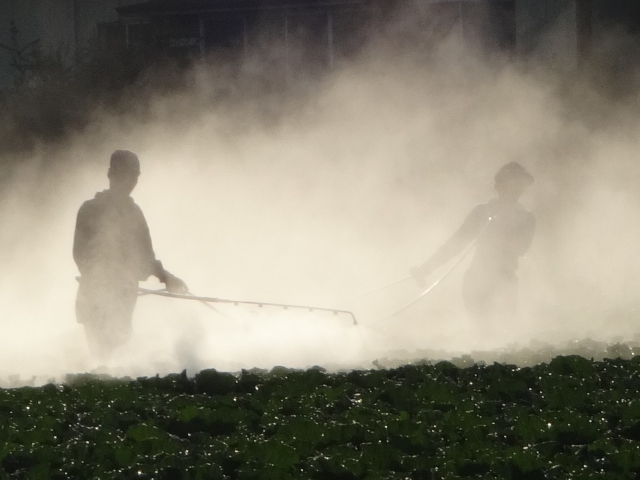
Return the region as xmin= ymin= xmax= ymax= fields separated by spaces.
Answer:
xmin=74 ymin=189 xmax=158 ymax=287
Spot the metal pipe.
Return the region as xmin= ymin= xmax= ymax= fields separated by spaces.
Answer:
xmin=374 ymin=242 xmax=475 ymax=325
xmin=373 ymin=213 xmax=495 ymax=325
xmin=138 ymin=287 xmax=359 ymax=325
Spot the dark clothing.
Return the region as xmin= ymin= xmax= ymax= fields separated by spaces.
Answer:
xmin=425 ymin=198 xmax=535 ymax=323
xmin=73 ymin=190 xmax=163 ymax=358
xmin=76 ymin=279 xmax=138 ymax=359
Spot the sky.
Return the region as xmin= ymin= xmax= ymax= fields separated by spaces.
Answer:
xmin=2 ymin=4 xmax=640 ymax=384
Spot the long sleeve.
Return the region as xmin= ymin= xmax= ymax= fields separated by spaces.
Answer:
xmin=131 ymin=205 xmax=165 ymax=281
xmin=421 ymin=205 xmax=489 ymax=272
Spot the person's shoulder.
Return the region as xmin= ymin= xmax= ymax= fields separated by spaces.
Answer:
xmin=476 ymin=202 xmax=493 ymax=211
xmin=468 ymin=202 xmax=492 ymax=217
xmin=78 ymin=193 xmax=102 ymax=212
xmin=460 ymin=203 xmax=492 ymax=228
xmin=129 ymin=198 xmax=145 ymax=213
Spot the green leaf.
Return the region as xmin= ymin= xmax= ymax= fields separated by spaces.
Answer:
xmin=273 ymin=418 xmax=324 ymax=454
xmin=127 ymin=423 xmax=163 ymax=442
xmin=360 ymin=441 xmax=400 ymax=470
xmin=264 ymin=441 xmax=299 ymax=468
xmin=178 ymin=405 xmax=201 ymax=422
xmin=114 ymin=444 xmax=136 ymax=467
xmin=27 ymin=462 xmax=50 ymax=480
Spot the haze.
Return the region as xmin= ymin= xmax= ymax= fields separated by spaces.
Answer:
xmin=1 ymin=6 xmax=640 ymax=383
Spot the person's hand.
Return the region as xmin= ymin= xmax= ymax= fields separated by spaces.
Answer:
xmin=410 ymin=264 xmax=430 ymax=289
xmin=165 ymin=273 xmax=188 ymax=294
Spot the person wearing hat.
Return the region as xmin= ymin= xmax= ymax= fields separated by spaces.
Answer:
xmin=411 ymin=162 xmax=535 ymax=329
xmin=73 ymin=150 xmax=188 ymax=361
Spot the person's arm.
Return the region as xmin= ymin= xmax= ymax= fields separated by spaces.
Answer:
xmin=136 ymin=206 xmax=188 ymax=294
xmin=412 ymin=205 xmax=488 ymax=280
xmin=152 ymin=259 xmax=189 ymax=294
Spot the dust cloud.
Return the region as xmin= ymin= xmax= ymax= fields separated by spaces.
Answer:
xmin=2 ymin=5 xmax=640 ymax=383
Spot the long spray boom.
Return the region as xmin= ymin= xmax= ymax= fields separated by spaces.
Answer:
xmin=373 ymin=242 xmax=475 ymax=325
xmin=373 ymin=214 xmax=493 ymax=325
xmin=138 ymin=287 xmax=358 ymax=325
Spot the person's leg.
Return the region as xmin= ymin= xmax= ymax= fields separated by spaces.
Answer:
xmin=77 ymin=282 xmax=137 ymax=362
xmin=463 ymin=269 xmax=493 ymax=323
xmin=491 ymin=275 xmax=518 ymax=335
xmin=462 ymin=269 xmax=495 ymax=346
xmin=83 ymin=321 xmax=115 ymax=362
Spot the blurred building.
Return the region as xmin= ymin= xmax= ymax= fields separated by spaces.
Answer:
xmin=112 ymin=0 xmax=633 ymax=73
xmin=0 ymin=0 xmax=639 ymax=87
xmin=112 ymin=0 xmax=517 ymax=71
xmin=0 ymin=0 xmax=146 ymax=87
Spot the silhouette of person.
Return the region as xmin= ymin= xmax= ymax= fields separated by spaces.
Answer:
xmin=411 ymin=162 xmax=535 ymax=327
xmin=73 ymin=150 xmax=187 ymax=361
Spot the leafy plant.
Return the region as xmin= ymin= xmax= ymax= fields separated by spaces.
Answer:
xmin=3 ymin=352 xmax=640 ymax=478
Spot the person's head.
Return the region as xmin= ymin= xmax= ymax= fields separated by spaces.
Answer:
xmin=494 ymin=162 xmax=533 ymax=201
xmin=108 ymin=150 xmax=140 ymax=196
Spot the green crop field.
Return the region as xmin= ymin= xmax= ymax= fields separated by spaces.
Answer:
xmin=4 ymin=341 xmax=640 ymax=479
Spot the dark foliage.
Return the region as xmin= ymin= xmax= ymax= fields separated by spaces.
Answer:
xmin=3 ymin=357 xmax=640 ymax=478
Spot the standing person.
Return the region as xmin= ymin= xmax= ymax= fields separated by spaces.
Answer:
xmin=411 ymin=162 xmax=535 ymax=329
xmin=73 ymin=150 xmax=188 ymax=361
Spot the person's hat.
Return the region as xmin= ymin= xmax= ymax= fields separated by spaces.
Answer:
xmin=495 ymin=162 xmax=533 ymax=187
xmin=109 ymin=150 xmax=140 ymax=176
